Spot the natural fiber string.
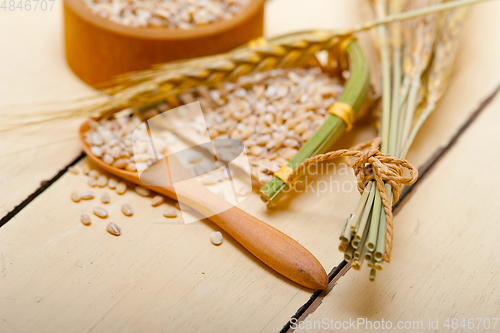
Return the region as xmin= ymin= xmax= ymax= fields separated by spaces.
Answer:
xmin=284 ymin=137 xmax=418 ymax=260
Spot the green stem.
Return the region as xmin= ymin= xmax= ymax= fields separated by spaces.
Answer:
xmin=366 ymin=188 xmax=383 ymax=252
xmin=376 ymin=1 xmax=392 ymax=154
xmin=353 ymin=185 xmax=376 ymax=248
xmin=344 ymin=244 xmax=355 ymax=262
xmin=403 ymin=102 xmax=434 ymax=154
xmin=388 ymin=0 xmax=403 ymax=157
xmin=348 ymin=182 xmax=374 ymax=232
xmin=398 ymin=77 xmax=420 ymax=157
xmin=260 ymin=41 xmax=370 ymax=204
xmin=339 ymin=214 xmax=355 ymax=249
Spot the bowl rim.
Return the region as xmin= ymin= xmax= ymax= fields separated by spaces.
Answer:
xmin=64 ymin=0 xmax=265 ymax=40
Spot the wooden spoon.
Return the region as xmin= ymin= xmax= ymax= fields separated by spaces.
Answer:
xmin=79 ymin=120 xmax=328 ymax=290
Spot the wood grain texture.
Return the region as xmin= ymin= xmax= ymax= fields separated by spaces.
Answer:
xmin=1 ymin=1 xmax=500 ymax=332
xmin=294 ymin=90 xmax=500 ymax=333
xmin=0 ymin=0 xmax=91 ymax=219
xmin=0 ymin=158 xmax=352 ymax=332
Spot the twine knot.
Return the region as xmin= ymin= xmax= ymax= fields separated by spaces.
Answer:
xmin=286 ymin=137 xmax=418 ymax=262
xmin=347 ymin=137 xmax=417 ymax=204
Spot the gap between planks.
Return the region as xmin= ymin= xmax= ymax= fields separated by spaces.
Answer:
xmin=280 ymin=81 xmax=500 ymax=333
xmin=0 ymin=152 xmax=85 ymax=228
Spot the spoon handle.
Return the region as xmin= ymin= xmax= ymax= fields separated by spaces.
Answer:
xmin=169 ymin=178 xmax=328 ymax=290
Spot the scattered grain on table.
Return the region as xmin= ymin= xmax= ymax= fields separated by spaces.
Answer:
xmin=80 ymin=191 xmax=95 ymax=200
xmin=71 ymin=191 xmax=81 ymax=202
xmin=68 ymin=166 xmax=79 ymax=175
xmin=93 ymin=207 xmax=108 ymax=218
xmin=163 ymin=209 xmax=178 ymax=218
xmin=88 ymin=177 xmax=97 ymax=187
xmin=121 ymin=204 xmax=134 ymax=216
xmin=80 ymin=214 xmax=92 ymax=226
xmin=211 ymin=231 xmax=223 ymax=245
xmin=108 ymin=178 xmax=118 ymax=189
xmin=101 ymin=192 xmax=110 ymax=204
xmin=88 ymin=170 xmax=100 ymax=178
xmin=97 ymin=175 xmax=108 ymax=187
xmin=151 ymin=195 xmax=164 ymax=207
xmin=116 ymin=181 xmax=127 ymax=195
xmin=106 ymin=223 xmax=121 ymax=236
xmin=135 ymin=186 xmax=150 ymax=197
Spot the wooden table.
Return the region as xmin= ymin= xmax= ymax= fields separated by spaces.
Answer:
xmin=1 ymin=1 xmax=499 ymax=332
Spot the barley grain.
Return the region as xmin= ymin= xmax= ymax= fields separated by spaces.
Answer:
xmin=113 ymin=158 xmax=128 ymax=169
xmin=93 ymin=207 xmax=108 ymax=218
xmin=97 ymin=175 xmax=108 ymax=187
xmin=200 ymin=175 xmax=217 ymax=185
xmin=82 ymin=0 xmax=250 ymax=30
xmin=68 ymin=166 xmax=79 ymax=175
xmin=211 ymin=231 xmax=223 ymax=245
xmin=151 ymin=195 xmax=164 ymax=207
xmin=116 ymin=182 xmax=127 ymax=195
xmin=80 ymin=191 xmax=95 ymax=200
xmin=80 ymin=214 xmax=92 ymax=226
xmin=90 ymin=146 xmax=103 ymax=157
xmin=88 ymin=170 xmax=100 ymax=178
xmin=126 ymin=163 xmax=137 ymax=172
xmin=121 ymin=204 xmax=134 ymax=216
xmin=106 ymin=223 xmax=121 ymax=236
xmin=71 ymin=191 xmax=81 ymax=202
xmin=101 ymin=192 xmax=110 ymax=204
xmin=187 ymin=151 xmax=203 ymax=163
xmin=135 ymin=186 xmax=150 ymax=197
xmin=102 ymin=154 xmax=114 ymax=164
xmin=108 ymin=178 xmax=118 ymax=189
xmin=88 ymin=177 xmax=97 ymax=187
xmin=110 ymin=146 xmax=122 ymax=158
xmin=163 ymin=209 xmax=178 ymax=218
xmin=82 ymin=165 xmax=90 ymax=175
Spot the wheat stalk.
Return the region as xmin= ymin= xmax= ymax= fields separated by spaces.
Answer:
xmin=397 ymin=0 xmax=442 ymax=156
xmin=404 ymin=7 xmax=468 ymax=152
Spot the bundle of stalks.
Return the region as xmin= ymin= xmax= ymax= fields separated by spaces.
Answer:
xmin=338 ymin=0 xmax=469 ymax=281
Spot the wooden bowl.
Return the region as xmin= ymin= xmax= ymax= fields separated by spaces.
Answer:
xmin=63 ymin=0 xmax=265 ymax=87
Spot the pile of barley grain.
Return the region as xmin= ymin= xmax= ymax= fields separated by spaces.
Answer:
xmin=85 ymin=67 xmax=343 ymax=185
xmin=82 ymin=0 xmax=250 ymax=29
xmin=83 ymin=114 xmax=171 ymax=173
xmin=175 ymin=67 xmax=344 ymax=184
